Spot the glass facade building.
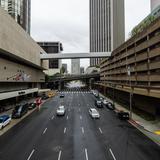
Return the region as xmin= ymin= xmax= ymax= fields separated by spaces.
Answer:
xmin=0 ymin=0 xmax=31 ymax=34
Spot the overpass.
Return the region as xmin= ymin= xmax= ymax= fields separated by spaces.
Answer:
xmin=40 ymin=52 xmax=111 ymax=59
xmin=48 ymin=73 xmax=100 ymax=82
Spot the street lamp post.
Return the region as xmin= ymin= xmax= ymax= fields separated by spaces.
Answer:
xmin=127 ymin=66 xmax=132 ymax=119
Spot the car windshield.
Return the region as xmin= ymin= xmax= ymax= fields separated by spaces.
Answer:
xmin=92 ymin=110 xmax=98 ymax=114
xmin=59 ymin=106 xmax=64 ymax=110
xmin=0 ymin=118 xmax=3 ymax=123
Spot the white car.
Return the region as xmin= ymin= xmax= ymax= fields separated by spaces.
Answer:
xmin=103 ymin=99 xmax=108 ymax=105
xmin=89 ymin=108 xmax=100 ymax=119
xmin=56 ymin=106 xmax=65 ymax=116
xmin=0 ymin=115 xmax=11 ymax=130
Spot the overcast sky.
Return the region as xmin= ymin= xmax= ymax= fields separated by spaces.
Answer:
xmin=31 ymin=0 xmax=150 ymax=72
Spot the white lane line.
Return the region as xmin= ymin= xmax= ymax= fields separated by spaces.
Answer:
xmin=79 ymin=108 xmax=81 ymax=112
xmin=43 ymin=128 xmax=47 ymax=134
xmin=81 ymin=127 xmax=84 ymax=134
xmin=99 ymin=127 xmax=103 ymax=134
xmin=80 ymin=115 xmax=82 ymax=120
xmin=27 ymin=149 xmax=35 ymax=160
xmin=58 ymin=150 xmax=62 ymax=160
xmin=109 ymin=148 xmax=117 ymax=160
xmin=85 ymin=148 xmax=88 ymax=160
xmin=64 ymin=127 xmax=67 ymax=134
xmin=66 ymin=116 xmax=69 ymax=120
xmin=51 ymin=115 xmax=54 ymax=120
xmin=68 ymin=109 xmax=70 ymax=112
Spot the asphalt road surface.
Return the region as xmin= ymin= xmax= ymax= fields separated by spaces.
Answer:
xmin=0 ymin=90 xmax=160 ymax=160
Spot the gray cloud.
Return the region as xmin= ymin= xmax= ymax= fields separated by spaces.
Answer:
xmin=31 ymin=0 xmax=150 ymax=72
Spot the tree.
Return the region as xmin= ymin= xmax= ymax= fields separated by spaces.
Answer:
xmin=130 ymin=15 xmax=156 ymax=37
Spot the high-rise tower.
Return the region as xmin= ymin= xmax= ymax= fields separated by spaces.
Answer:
xmin=90 ymin=0 xmax=125 ymax=66
xmin=0 ymin=0 xmax=31 ymax=34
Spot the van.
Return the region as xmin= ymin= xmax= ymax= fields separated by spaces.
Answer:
xmin=12 ymin=102 xmax=29 ymax=118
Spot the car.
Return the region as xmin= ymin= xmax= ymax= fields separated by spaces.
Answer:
xmin=41 ymin=95 xmax=49 ymax=100
xmin=60 ymin=94 xmax=65 ymax=98
xmin=89 ymin=108 xmax=100 ymax=119
xmin=94 ymin=93 xmax=99 ymax=98
xmin=102 ymin=99 xmax=108 ymax=106
xmin=99 ymin=97 xmax=103 ymax=101
xmin=12 ymin=102 xmax=29 ymax=118
xmin=117 ymin=111 xmax=130 ymax=120
xmin=0 ymin=115 xmax=11 ymax=129
xmin=56 ymin=106 xmax=65 ymax=116
xmin=95 ymin=100 xmax=103 ymax=108
xmin=106 ymin=102 xmax=115 ymax=110
xmin=28 ymin=102 xmax=37 ymax=110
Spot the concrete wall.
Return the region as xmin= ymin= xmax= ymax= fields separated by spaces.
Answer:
xmin=0 ymin=57 xmax=45 ymax=82
xmin=0 ymin=7 xmax=47 ymax=68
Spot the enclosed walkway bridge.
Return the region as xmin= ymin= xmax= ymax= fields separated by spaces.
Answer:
xmin=40 ymin=52 xmax=111 ymax=59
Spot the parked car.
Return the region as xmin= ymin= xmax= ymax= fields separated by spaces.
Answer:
xmin=102 ymin=99 xmax=108 ymax=106
xmin=99 ymin=97 xmax=104 ymax=101
xmin=117 ymin=111 xmax=129 ymax=120
xmin=89 ymin=108 xmax=100 ymax=119
xmin=106 ymin=102 xmax=115 ymax=110
xmin=56 ymin=106 xmax=65 ymax=116
xmin=12 ymin=102 xmax=29 ymax=118
xmin=0 ymin=115 xmax=11 ymax=129
xmin=41 ymin=95 xmax=49 ymax=100
xmin=95 ymin=100 xmax=103 ymax=108
xmin=60 ymin=94 xmax=65 ymax=98
xmin=28 ymin=102 xmax=37 ymax=110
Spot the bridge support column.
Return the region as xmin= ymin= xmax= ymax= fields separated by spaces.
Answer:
xmin=89 ymin=78 xmax=95 ymax=90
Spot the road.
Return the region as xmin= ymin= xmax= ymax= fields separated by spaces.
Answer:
xmin=0 ymin=90 xmax=160 ymax=160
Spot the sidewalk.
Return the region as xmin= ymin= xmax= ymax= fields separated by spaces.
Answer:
xmin=99 ymin=92 xmax=160 ymax=145
xmin=0 ymin=98 xmax=47 ymax=136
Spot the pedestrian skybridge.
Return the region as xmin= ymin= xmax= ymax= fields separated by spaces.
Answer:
xmin=40 ymin=52 xmax=111 ymax=59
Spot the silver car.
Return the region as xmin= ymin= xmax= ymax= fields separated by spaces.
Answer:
xmin=89 ymin=108 xmax=100 ymax=119
xmin=56 ymin=106 xmax=65 ymax=116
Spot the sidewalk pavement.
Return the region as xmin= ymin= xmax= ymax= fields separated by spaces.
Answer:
xmin=0 ymin=98 xmax=47 ymax=136
xmin=99 ymin=92 xmax=160 ymax=145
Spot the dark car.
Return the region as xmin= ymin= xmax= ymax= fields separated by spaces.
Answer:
xmin=95 ymin=100 xmax=103 ymax=108
xmin=106 ymin=102 xmax=115 ymax=110
xmin=117 ymin=111 xmax=130 ymax=120
xmin=12 ymin=102 xmax=29 ymax=118
xmin=28 ymin=102 xmax=37 ymax=110
xmin=60 ymin=94 xmax=65 ymax=98
xmin=41 ymin=95 xmax=49 ymax=100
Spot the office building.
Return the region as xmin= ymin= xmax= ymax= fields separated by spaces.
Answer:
xmin=0 ymin=8 xmax=47 ymax=105
xmin=37 ymin=42 xmax=63 ymax=76
xmin=99 ymin=16 xmax=160 ymax=116
xmin=151 ymin=0 xmax=160 ymax=11
xmin=62 ymin=64 xmax=68 ymax=74
xmin=0 ymin=0 xmax=31 ymax=34
xmin=90 ymin=0 xmax=125 ymax=66
xmin=71 ymin=59 xmax=80 ymax=75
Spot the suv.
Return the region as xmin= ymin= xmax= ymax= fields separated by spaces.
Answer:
xmin=56 ymin=106 xmax=65 ymax=116
xmin=12 ymin=102 xmax=29 ymax=118
xmin=95 ymin=100 xmax=103 ymax=108
xmin=117 ymin=111 xmax=129 ymax=120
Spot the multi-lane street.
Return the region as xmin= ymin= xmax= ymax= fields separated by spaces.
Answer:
xmin=0 ymin=91 xmax=160 ymax=160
